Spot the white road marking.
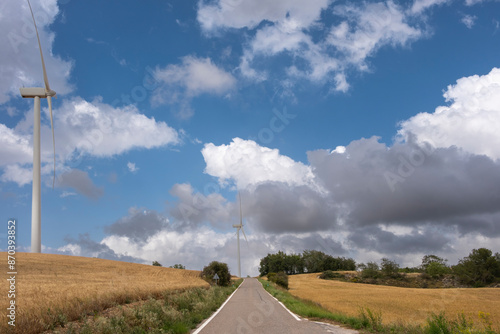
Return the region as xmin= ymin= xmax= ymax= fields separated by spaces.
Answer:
xmin=262 ymin=287 xmax=302 ymax=321
xmin=192 ymin=279 xmax=246 ymax=334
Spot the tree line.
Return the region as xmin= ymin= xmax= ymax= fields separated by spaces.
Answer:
xmin=259 ymin=248 xmax=500 ymax=287
xmin=259 ymin=250 xmax=356 ymax=276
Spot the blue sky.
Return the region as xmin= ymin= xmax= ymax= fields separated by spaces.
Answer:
xmin=1 ymin=0 xmax=500 ymax=276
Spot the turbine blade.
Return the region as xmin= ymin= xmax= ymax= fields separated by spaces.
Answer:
xmin=27 ymin=0 xmax=51 ymax=92
xmin=241 ymin=227 xmax=248 ymax=244
xmin=48 ymin=96 xmax=56 ymax=189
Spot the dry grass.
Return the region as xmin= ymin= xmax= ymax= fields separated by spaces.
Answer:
xmin=0 ymin=252 xmax=208 ymax=334
xmin=288 ymin=273 xmax=500 ymax=328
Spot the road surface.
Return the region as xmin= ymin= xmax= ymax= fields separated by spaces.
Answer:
xmin=193 ymin=278 xmax=358 ymax=334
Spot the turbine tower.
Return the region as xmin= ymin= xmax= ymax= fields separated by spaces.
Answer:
xmin=233 ymin=193 xmax=248 ymax=278
xmin=20 ymin=0 xmax=57 ymax=253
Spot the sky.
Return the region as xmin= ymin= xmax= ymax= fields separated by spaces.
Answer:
xmin=1 ymin=0 xmax=500 ymax=277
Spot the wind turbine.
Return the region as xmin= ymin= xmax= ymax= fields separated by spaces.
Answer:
xmin=19 ymin=0 xmax=57 ymax=253
xmin=232 ymin=192 xmax=248 ymax=278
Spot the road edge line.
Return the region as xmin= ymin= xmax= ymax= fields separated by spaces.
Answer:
xmin=261 ymin=284 xmax=302 ymax=321
xmin=192 ymin=279 xmax=246 ymax=334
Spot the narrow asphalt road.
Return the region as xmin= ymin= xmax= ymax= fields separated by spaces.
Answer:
xmin=193 ymin=278 xmax=358 ymax=334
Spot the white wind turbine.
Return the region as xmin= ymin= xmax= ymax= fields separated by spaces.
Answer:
xmin=233 ymin=192 xmax=248 ymax=278
xmin=20 ymin=0 xmax=57 ymax=253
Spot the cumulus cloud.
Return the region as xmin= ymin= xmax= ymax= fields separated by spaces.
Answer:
xmin=151 ymin=56 xmax=236 ymax=118
xmin=168 ymin=183 xmax=232 ymax=228
xmin=398 ymin=67 xmax=500 ymax=160
xmin=0 ymin=164 xmax=32 ymax=186
xmin=201 ymin=138 xmax=315 ymax=189
xmin=55 ymin=97 xmax=179 ymax=159
xmin=59 ymin=233 xmax=142 ymax=263
xmin=0 ymin=96 xmax=179 ymax=187
xmin=0 ymin=124 xmax=32 ymax=166
xmin=0 ymin=0 xmax=73 ymax=105
xmin=56 ymin=169 xmax=104 ymax=199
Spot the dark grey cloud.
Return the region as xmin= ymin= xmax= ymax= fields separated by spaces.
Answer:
xmin=104 ymin=208 xmax=168 ymax=243
xmin=308 ymin=136 xmax=500 ymax=233
xmin=168 ymin=183 xmax=232 ymax=229
xmin=244 ymin=183 xmax=337 ymax=234
xmin=348 ymin=225 xmax=453 ymax=255
xmin=56 ymin=169 xmax=104 ymax=199
xmin=62 ymin=233 xmax=143 ymax=263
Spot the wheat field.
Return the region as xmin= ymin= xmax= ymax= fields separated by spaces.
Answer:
xmin=0 ymin=252 xmax=209 ymax=333
xmin=288 ymin=273 xmax=500 ymax=328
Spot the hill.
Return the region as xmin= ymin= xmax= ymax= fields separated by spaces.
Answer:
xmin=0 ymin=252 xmax=208 ymax=333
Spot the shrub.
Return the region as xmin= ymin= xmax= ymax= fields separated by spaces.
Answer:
xmin=319 ymin=270 xmax=336 ymax=280
xmin=380 ymin=258 xmax=401 ymax=279
xmin=201 ymin=261 xmax=231 ymax=286
xmin=152 ymin=261 xmax=162 ymax=267
xmin=360 ymin=262 xmax=380 ymax=279
xmin=274 ymin=272 xmax=289 ymax=290
xmin=169 ymin=264 xmax=186 ymax=269
xmin=268 ymin=272 xmax=289 ymax=289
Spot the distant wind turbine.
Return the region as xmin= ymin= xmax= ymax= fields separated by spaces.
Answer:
xmin=233 ymin=192 xmax=248 ymax=278
xmin=20 ymin=0 xmax=57 ymax=253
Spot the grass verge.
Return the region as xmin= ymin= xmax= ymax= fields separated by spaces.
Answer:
xmin=35 ymin=280 xmax=243 ymax=334
xmin=258 ymin=279 xmax=499 ymax=334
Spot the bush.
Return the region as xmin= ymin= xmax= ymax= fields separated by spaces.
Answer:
xmin=274 ymin=272 xmax=289 ymax=289
xmin=319 ymin=270 xmax=343 ymax=280
xmin=268 ymin=272 xmax=289 ymax=289
xmin=360 ymin=262 xmax=380 ymax=279
xmin=201 ymin=261 xmax=231 ymax=286
xmin=169 ymin=264 xmax=186 ymax=269
xmin=152 ymin=261 xmax=162 ymax=267
xmin=319 ymin=270 xmax=335 ymax=279
xmin=380 ymin=258 xmax=401 ymax=279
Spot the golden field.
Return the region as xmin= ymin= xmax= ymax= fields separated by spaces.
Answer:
xmin=0 ymin=252 xmax=208 ymax=334
xmin=288 ymin=273 xmax=500 ymax=328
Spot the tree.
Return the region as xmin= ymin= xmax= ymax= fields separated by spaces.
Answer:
xmin=360 ymin=262 xmax=380 ymax=279
xmin=169 ymin=264 xmax=186 ymax=269
xmin=380 ymin=258 xmax=401 ymax=278
xmin=453 ymin=248 xmax=500 ymax=287
xmin=421 ymin=255 xmax=449 ymax=278
xmin=152 ymin=261 xmax=162 ymax=267
xmin=201 ymin=261 xmax=231 ymax=286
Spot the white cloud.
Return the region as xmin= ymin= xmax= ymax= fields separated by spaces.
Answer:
xmin=201 ymin=138 xmax=315 ymax=189
xmin=127 ymin=162 xmax=139 ymax=173
xmin=199 ymin=1 xmax=425 ymax=92
xmin=197 ymin=0 xmax=330 ymax=32
xmin=461 ymin=14 xmax=477 ymax=29
xmin=0 ymin=164 xmax=32 ymax=186
xmin=152 ymin=56 xmax=236 ymax=118
xmin=410 ymin=0 xmax=450 ymax=15
xmin=398 ymin=67 xmax=500 ymax=160
xmin=0 ymin=0 xmax=73 ymax=105
xmin=0 ymin=124 xmax=32 ymax=166
xmin=0 ymin=97 xmax=179 ymax=187
xmin=55 ymin=97 xmax=179 ymax=159
xmin=327 ymin=2 xmax=422 ymax=69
